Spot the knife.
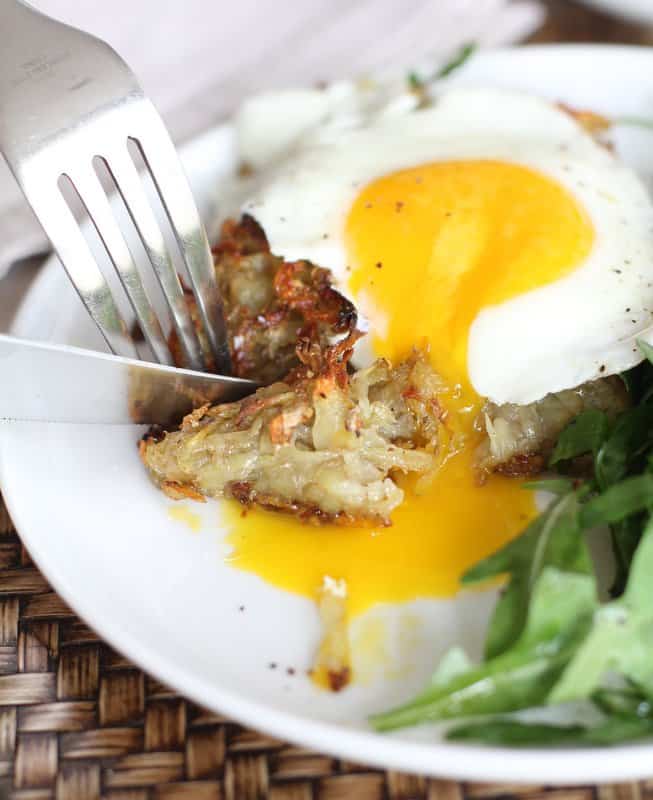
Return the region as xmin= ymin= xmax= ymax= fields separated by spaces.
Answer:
xmin=0 ymin=334 xmax=256 ymax=426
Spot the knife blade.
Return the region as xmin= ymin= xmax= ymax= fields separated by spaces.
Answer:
xmin=0 ymin=334 xmax=256 ymax=426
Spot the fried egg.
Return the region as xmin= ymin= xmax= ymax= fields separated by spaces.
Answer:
xmin=223 ymin=87 xmax=653 ymax=622
xmin=242 ymin=87 xmax=653 ymax=404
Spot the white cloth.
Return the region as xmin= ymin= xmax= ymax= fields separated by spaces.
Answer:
xmin=0 ymin=0 xmax=544 ymax=276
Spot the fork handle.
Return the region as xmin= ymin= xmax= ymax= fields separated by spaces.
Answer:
xmin=0 ymin=0 xmax=137 ymax=164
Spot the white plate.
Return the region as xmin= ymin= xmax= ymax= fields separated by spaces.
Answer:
xmin=5 ymin=45 xmax=653 ymax=784
xmin=578 ymin=0 xmax=653 ymax=25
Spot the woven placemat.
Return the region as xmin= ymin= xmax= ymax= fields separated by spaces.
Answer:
xmin=2 ymin=5 xmax=653 ymax=798
xmin=0 ymin=494 xmax=646 ymax=799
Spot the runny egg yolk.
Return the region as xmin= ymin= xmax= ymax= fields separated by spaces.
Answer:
xmin=226 ymin=160 xmax=594 ymax=619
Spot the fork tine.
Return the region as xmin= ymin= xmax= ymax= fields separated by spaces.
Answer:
xmin=97 ymin=149 xmax=205 ymax=372
xmin=65 ymin=167 xmax=173 ymax=366
xmin=22 ymin=177 xmax=138 ymax=359
xmin=129 ymin=110 xmax=232 ymax=375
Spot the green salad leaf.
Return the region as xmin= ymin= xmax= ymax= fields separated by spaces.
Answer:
xmin=461 ymin=491 xmax=591 ymax=659
xmin=549 ymin=409 xmax=610 ymax=467
xmin=372 ymin=348 xmax=653 ymax=746
xmin=593 ymin=684 xmax=652 ymax=717
xmin=595 ymin=405 xmax=653 ymax=490
xmin=428 ymin=647 xmax=472 ymax=687
xmin=437 ymin=42 xmax=477 ymax=78
xmin=637 ymin=339 xmax=653 ymax=365
xmin=447 ymin=523 xmax=653 ymax=741
xmin=615 ymin=116 xmax=653 ymax=131
xmin=610 ymin=515 xmax=646 ymax=596
xmin=521 ymin=478 xmax=575 ymax=495
xmin=447 ymin=716 xmax=653 ymax=746
xmin=370 ymin=567 xmax=596 ymax=732
xmin=407 ymin=42 xmax=476 ymax=90
xmin=579 ymin=474 xmax=653 ymax=528
xmin=552 ymin=519 xmax=653 ymax=704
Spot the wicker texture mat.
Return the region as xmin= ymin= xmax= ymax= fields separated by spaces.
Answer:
xmin=0 ymin=495 xmax=646 ymax=799
xmin=0 ymin=0 xmax=653 ymax=800
xmin=4 ymin=5 xmax=653 ymax=794
xmin=3 ymin=6 xmax=653 ymax=795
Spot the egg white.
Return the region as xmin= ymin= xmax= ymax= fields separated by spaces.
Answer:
xmin=238 ymin=87 xmax=653 ymax=405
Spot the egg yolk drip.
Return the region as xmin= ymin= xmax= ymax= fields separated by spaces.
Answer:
xmin=226 ymin=160 xmax=594 ymax=618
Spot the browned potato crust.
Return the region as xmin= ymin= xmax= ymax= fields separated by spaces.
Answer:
xmin=141 ymin=333 xmax=442 ymax=526
xmin=476 ymin=375 xmax=629 ymax=475
xmin=170 ymin=215 xmax=357 ymax=382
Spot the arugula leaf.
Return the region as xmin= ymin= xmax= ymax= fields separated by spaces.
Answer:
xmin=549 ymin=409 xmax=610 ymax=467
xmin=462 ymin=491 xmax=590 ymax=659
xmin=579 ymin=474 xmax=653 ymax=528
xmin=437 ymin=42 xmax=477 ymax=78
xmin=521 ymin=478 xmax=575 ymax=495
xmin=370 ymin=567 xmax=596 ymax=732
xmin=588 ymin=359 xmax=653 ymax=587
xmin=448 ymin=681 xmax=653 ymax=746
xmin=373 ymin=335 xmax=653 ymax=746
xmin=615 ymin=116 xmax=653 ymax=131
xmin=407 ymin=43 xmax=477 ymax=90
xmin=610 ymin=515 xmax=646 ymax=596
xmin=620 ymin=358 xmax=653 ymax=405
xmin=621 ymin=517 xmax=653 ymax=611
xmin=635 ymin=342 xmax=653 ymax=405
xmin=593 ymin=684 xmax=651 ymax=717
xmin=638 ymin=339 xmax=653 ymax=365
xmin=429 ymin=647 xmax=472 ymax=687
xmin=447 ymin=716 xmax=653 ymax=746
xmin=407 ymin=72 xmax=422 ymax=90
xmin=551 ymin=518 xmax=653 ymax=705
xmin=448 ymin=679 xmax=653 ymax=747
xmin=595 ymin=405 xmax=653 ymax=490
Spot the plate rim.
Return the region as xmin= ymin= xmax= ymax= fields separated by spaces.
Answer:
xmin=7 ymin=43 xmax=653 ymax=783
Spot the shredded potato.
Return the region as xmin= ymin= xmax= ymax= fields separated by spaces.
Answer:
xmin=169 ymin=215 xmax=357 ymax=382
xmin=476 ymin=375 xmax=629 ymax=475
xmin=141 ymin=334 xmax=442 ymax=525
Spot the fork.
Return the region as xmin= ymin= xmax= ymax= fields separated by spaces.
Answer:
xmin=0 ymin=0 xmax=232 ymax=374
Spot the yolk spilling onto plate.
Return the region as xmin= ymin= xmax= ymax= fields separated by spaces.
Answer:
xmin=226 ymin=160 xmax=594 ymax=617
